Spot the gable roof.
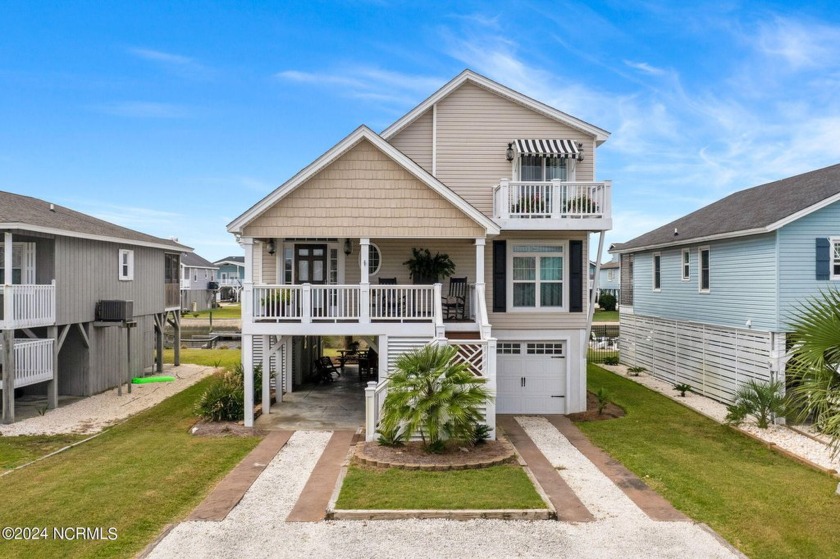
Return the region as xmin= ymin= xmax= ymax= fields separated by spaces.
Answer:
xmin=181 ymin=252 xmax=218 ymax=268
xmin=380 ymin=69 xmax=610 ymax=144
xmin=613 ymin=163 xmax=840 ymax=254
xmin=227 ymin=125 xmax=500 ymax=236
xmin=214 ymin=256 xmax=244 ymax=266
xmin=600 ymin=260 xmax=620 ymax=270
xmin=0 ymin=191 xmax=189 ymax=252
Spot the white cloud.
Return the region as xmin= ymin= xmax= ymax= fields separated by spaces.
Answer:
xmin=127 ymin=47 xmax=214 ymax=79
xmin=754 ymin=17 xmax=840 ymax=71
xmin=623 ymin=60 xmax=667 ymax=76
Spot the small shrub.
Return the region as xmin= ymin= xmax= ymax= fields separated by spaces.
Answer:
xmin=376 ymin=425 xmax=405 ymax=447
xmin=627 ymin=366 xmax=646 ymax=377
xmin=426 ymin=439 xmax=446 ymax=454
xmin=195 ymin=370 xmax=244 ymax=421
xmin=598 ymin=293 xmax=617 ymax=312
xmin=603 ymin=355 xmax=619 ymax=365
xmin=674 ymin=383 xmax=692 ymax=397
xmin=472 ymin=423 xmax=491 ymax=445
xmin=595 ymin=387 xmax=611 ymax=415
xmin=725 ymin=379 xmax=787 ymax=429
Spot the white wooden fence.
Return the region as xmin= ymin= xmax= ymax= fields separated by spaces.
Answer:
xmin=620 ymin=314 xmax=774 ymax=404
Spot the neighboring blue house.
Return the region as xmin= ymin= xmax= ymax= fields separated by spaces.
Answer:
xmin=597 ymin=258 xmax=620 ymax=300
xmin=213 ymin=256 xmax=244 ymax=301
xmin=612 ymin=164 xmax=840 ymax=404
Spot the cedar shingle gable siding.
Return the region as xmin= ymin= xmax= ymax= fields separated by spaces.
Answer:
xmin=242 ymin=140 xmax=485 ymax=239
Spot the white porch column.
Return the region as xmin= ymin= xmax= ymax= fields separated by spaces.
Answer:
xmin=2 ymin=232 xmax=14 ymax=424
xmin=365 ymin=381 xmax=377 ymax=442
xmin=243 ymin=333 xmax=254 ymax=427
xmin=359 ymin=238 xmax=370 ymax=323
xmin=474 ymin=237 xmax=486 ymax=286
xmin=499 ymin=179 xmax=510 ymax=219
xmin=240 ymin=237 xmax=254 ymax=324
xmin=485 ymin=337 xmax=497 ymax=440
xmin=377 ymin=335 xmax=388 ymax=379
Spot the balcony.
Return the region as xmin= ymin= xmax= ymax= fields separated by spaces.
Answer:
xmin=493 ymin=179 xmax=612 ymax=230
xmin=0 ymin=283 xmax=56 ymax=330
xmin=0 ymin=338 xmax=54 ymax=389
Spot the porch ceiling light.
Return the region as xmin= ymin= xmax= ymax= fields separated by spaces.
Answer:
xmin=506 ymin=142 xmax=515 ymax=162
xmin=344 ymin=239 xmax=352 ymax=256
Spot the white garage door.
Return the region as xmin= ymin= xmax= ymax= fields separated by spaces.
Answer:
xmin=496 ymin=341 xmax=566 ymax=414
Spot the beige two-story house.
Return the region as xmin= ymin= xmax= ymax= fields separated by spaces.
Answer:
xmin=228 ymin=70 xmax=612 ymax=437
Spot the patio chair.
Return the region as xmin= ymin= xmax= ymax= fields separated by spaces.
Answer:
xmin=313 ymin=357 xmax=339 ymax=384
xmin=376 ymin=277 xmax=402 ymax=317
xmin=442 ymin=277 xmax=468 ymax=320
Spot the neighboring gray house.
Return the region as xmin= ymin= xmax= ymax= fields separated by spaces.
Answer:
xmin=612 ymin=164 xmax=840 ymax=404
xmin=598 ymin=258 xmax=620 ymax=300
xmin=213 ymin=255 xmax=244 ymax=301
xmin=1 ymin=191 xmax=187 ymax=423
xmin=180 ymin=252 xmax=218 ymax=312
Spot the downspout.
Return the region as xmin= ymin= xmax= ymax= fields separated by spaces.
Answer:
xmin=585 ymin=231 xmax=606 ymax=346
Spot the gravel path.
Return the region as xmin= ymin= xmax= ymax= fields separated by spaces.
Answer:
xmin=149 ymin=425 xmax=740 ymax=559
xmin=602 ymin=364 xmax=840 ymax=471
xmin=0 ymin=364 xmax=215 ymax=437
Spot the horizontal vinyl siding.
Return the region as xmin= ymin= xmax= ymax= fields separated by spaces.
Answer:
xmin=343 ymin=238 xmax=476 ymax=285
xmin=243 ymin=140 xmax=485 ymax=239
xmin=435 ymin=82 xmax=597 ymax=215
xmin=54 ymin=236 xmax=166 ymax=325
xmin=778 ymin=201 xmax=840 ymax=328
xmin=388 ymin=109 xmax=433 ymax=173
xmin=631 ymin=234 xmax=778 ymax=331
xmin=486 ymin=231 xmax=589 ymax=330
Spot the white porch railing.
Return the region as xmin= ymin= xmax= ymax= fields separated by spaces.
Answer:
xmin=218 ymin=278 xmax=242 ymax=287
xmin=0 ymin=338 xmax=54 ymax=390
xmin=0 ymin=283 xmax=56 ymax=329
xmin=365 ymin=379 xmax=390 ymax=442
xmin=493 ymin=179 xmax=611 ymax=220
xmin=251 ymin=284 xmax=440 ymax=323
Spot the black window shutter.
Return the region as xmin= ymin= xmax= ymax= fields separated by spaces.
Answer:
xmin=492 ymin=240 xmax=506 ymax=312
xmin=816 ymin=238 xmax=831 ymax=280
xmin=570 ymin=240 xmax=583 ymax=312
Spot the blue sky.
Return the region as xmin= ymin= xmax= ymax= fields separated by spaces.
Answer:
xmin=3 ymin=1 xmax=840 ymax=262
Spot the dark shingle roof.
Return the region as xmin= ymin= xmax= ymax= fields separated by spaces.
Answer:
xmin=181 ymin=252 xmax=217 ymax=268
xmin=600 ymin=260 xmax=620 ymax=270
xmin=0 ymin=191 xmax=189 ymax=251
xmin=616 ymin=163 xmax=840 ymax=252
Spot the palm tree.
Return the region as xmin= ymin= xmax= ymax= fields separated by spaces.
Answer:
xmin=379 ymin=344 xmax=492 ymax=451
xmin=787 ymin=288 xmax=840 ymax=457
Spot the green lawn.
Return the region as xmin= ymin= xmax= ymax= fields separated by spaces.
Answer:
xmin=579 ymin=364 xmax=840 ymax=559
xmin=0 ymin=434 xmax=89 ymax=470
xmin=187 ymin=304 xmax=241 ymax=319
xmin=0 ymin=377 xmax=260 ymax=559
xmin=163 ymin=347 xmax=241 ymax=370
xmin=336 ymin=463 xmax=545 ymax=510
xmin=593 ymin=309 xmax=618 ymax=322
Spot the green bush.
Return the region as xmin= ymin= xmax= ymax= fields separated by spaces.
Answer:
xmin=598 ymin=293 xmax=617 ymax=312
xmin=674 ymin=383 xmax=693 ymax=397
xmin=603 ymin=355 xmax=619 ymax=365
xmin=195 ymin=363 xmax=263 ymax=422
xmin=725 ymin=379 xmax=787 ymax=429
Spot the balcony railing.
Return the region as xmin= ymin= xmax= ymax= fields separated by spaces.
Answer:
xmin=251 ymin=284 xmax=442 ymax=323
xmin=0 ymin=283 xmax=56 ymax=329
xmin=493 ymin=179 xmax=611 ymax=222
xmin=0 ymin=338 xmax=54 ymax=389
xmin=218 ymin=278 xmax=242 ymax=287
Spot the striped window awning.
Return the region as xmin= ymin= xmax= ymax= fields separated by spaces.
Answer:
xmin=514 ymin=139 xmax=582 ymax=160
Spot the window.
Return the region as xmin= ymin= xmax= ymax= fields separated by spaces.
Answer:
xmin=283 ymin=246 xmax=293 ymax=284
xmin=510 ymin=244 xmax=565 ymax=309
xmin=119 ymin=249 xmax=134 ymax=281
xmin=360 ymin=243 xmax=381 ymax=276
xmin=329 ymin=248 xmax=338 ymax=284
xmin=0 ymin=242 xmax=35 ymax=284
xmin=518 ymin=155 xmax=570 ymax=181
xmin=699 ymin=247 xmax=710 ymax=292
xmin=497 ymin=342 xmax=521 ymax=355
xmin=526 ymin=342 xmax=564 ymax=355
xmin=653 ymin=253 xmax=661 ymax=291
xmin=682 ymin=249 xmax=690 ymax=281
xmin=607 ymin=270 xmax=615 ymax=282
xmin=832 ymin=239 xmax=840 ymax=280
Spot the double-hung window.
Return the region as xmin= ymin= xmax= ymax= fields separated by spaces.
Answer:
xmin=119 ymin=249 xmax=134 ymax=281
xmin=653 ymin=253 xmax=661 ymax=291
xmin=682 ymin=249 xmax=690 ymax=281
xmin=699 ymin=247 xmax=710 ymax=292
xmin=510 ymin=244 xmax=565 ymax=310
xmin=832 ymin=238 xmax=840 ymax=280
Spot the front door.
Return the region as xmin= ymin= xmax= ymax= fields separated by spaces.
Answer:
xmin=294 ymin=244 xmax=327 ymax=285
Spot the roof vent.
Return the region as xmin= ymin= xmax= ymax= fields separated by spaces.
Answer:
xmin=49 ymin=203 xmax=55 ymax=212
xmin=674 ymin=228 xmax=679 ymax=236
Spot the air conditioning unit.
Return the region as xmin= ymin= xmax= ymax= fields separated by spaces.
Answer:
xmin=96 ymin=300 xmax=134 ymax=322
xmin=207 ymin=281 xmax=220 ymax=290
